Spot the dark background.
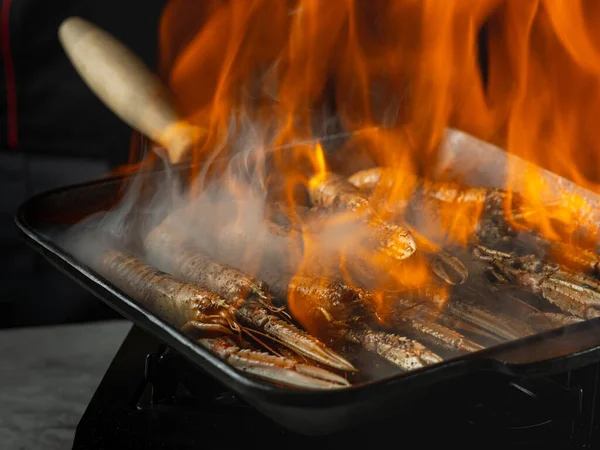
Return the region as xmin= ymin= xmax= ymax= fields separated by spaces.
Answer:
xmin=0 ymin=1 xmax=492 ymax=330
xmin=0 ymin=0 xmax=168 ymax=328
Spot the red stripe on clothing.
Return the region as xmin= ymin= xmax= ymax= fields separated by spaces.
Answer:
xmin=1 ymin=0 xmax=18 ymax=149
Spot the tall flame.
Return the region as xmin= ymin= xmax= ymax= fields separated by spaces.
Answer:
xmin=158 ymin=0 xmax=600 ymax=179
xmin=144 ymin=0 xmax=600 ymax=334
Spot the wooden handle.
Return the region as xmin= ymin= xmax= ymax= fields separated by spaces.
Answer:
xmin=58 ymin=16 xmax=200 ymax=163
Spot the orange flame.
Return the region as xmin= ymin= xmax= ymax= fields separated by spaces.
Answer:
xmin=139 ymin=0 xmax=600 ymax=335
xmin=156 ymin=1 xmax=600 ymax=184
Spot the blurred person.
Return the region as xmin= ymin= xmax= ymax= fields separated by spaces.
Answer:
xmin=0 ymin=0 xmax=167 ymax=328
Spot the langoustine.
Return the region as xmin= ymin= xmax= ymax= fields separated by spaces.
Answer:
xmin=144 ymin=222 xmax=356 ymax=372
xmin=279 ymin=200 xmax=469 ymax=287
xmin=388 ymin=286 xmax=535 ymax=343
xmin=307 ymin=171 xmax=417 ymax=262
xmin=176 ymin=205 xmax=481 ymax=359
xmin=474 ymin=245 xmax=600 ymax=320
xmin=263 ymin=270 xmax=482 ymax=360
xmin=347 ymin=167 xmax=521 ymax=250
xmin=92 ymin=249 xmax=350 ymax=389
xmin=278 ymin=274 xmax=445 ymax=371
xmin=532 ymin=238 xmax=600 ymax=278
xmin=348 ymin=167 xmax=600 ymax=278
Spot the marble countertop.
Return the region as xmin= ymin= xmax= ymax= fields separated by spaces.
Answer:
xmin=0 ymin=320 xmax=131 ymax=450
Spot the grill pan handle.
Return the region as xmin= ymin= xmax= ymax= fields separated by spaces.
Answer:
xmin=58 ymin=17 xmax=201 ymax=163
xmin=486 ymin=320 xmax=600 ymax=375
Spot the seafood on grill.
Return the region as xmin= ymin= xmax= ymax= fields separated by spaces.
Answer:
xmin=347 ymin=167 xmax=522 ymax=249
xmin=169 ymin=205 xmax=482 ymax=359
xmin=282 ymin=195 xmax=469 ymax=287
xmin=444 ymin=298 xmax=536 ymax=341
xmin=198 ymin=336 xmax=350 ymax=388
xmin=144 ymin=223 xmax=356 ymax=371
xmin=390 ymin=287 xmax=535 ymax=342
xmin=438 ymin=312 xmax=503 ymax=344
xmin=409 ymin=230 xmax=469 ymax=285
xmin=473 ymin=245 xmax=600 ymax=320
xmin=98 ymin=163 xmax=600 ymax=385
xmin=387 ymin=312 xmax=484 ymax=354
xmin=380 ymin=296 xmax=486 ymax=353
xmin=269 ymin=273 xmax=445 ymax=371
xmin=348 ymin=167 xmax=600 ymax=271
xmin=93 ymin=249 xmax=351 ymax=389
xmin=307 ymin=171 xmax=417 ymax=261
xmin=342 ymin=328 xmax=442 ymax=371
xmin=533 ymin=238 xmax=600 ymax=278
xmin=424 ymin=249 xmax=469 ymax=286
xmin=263 ymin=270 xmax=483 ymax=360
xmin=145 ymin=223 xmax=447 ymax=371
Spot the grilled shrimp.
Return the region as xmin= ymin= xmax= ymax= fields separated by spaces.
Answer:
xmin=259 ymin=271 xmax=444 ymax=371
xmin=279 ymin=203 xmax=468 ymax=287
xmin=264 ymin=270 xmax=483 ymax=363
xmin=97 ymin=249 xmax=237 ymax=336
xmin=342 ymin=328 xmax=442 ymax=371
xmin=389 ymin=287 xmax=532 ymax=342
xmin=144 ymin=223 xmax=355 ymax=372
xmin=445 ymin=299 xmax=536 ymax=341
xmin=393 ymin=317 xmax=484 ymax=353
xmin=93 ymin=250 xmax=350 ymax=389
xmin=199 ymin=336 xmax=350 ymax=389
xmin=409 ymin=229 xmax=468 ymax=285
xmin=146 ymin=225 xmax=271 ymax=303
xmin=348 ymin=167 xmax=520 ymax=250
xmin=534 ymin=238 xmax=600 ymax=278
xmin=308 ymin=172 xmax=416 ymax=261
xmin=349 ymin=167 xmax=600 ymax=262
xmin=374 ymin=287 xmax=484 ymax=352
xmin=427 ymin=249 xmax=469 ymax=285
xmin=474 ymin=245 xmax=600 ymax=320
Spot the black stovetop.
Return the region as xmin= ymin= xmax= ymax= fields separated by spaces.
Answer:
xmin=72 ymin=326 xmax=600 ymax=449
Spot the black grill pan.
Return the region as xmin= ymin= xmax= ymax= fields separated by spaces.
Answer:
xmin=15 ymin=166 xmax=600 ymax=436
